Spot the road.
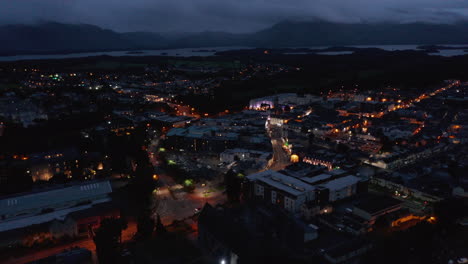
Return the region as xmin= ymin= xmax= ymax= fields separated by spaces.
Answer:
xmin=2 ymin=222 xmax=137 ymax=264
xmin=328 ymin=80 xmax=461 ymax=139
xmin=266 ymin=126 xmax=291 ymax=171
xmin=267 ymin=139 xmax=291 ymax=171
xmin=384 ymin=81 xmax=457 ymax=115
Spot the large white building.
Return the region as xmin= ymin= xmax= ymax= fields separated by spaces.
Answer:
xmin=247 ymin=170 xmax=362 ymax=213
xmin=319 ymin=175 xmax=360 ymax=202
xmin=247 ymin=170 xmax=315 ymax=213
xmin=0 ymin=181 xmax=112 ymax=233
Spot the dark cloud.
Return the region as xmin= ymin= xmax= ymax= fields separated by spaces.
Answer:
xmin=1 ymin=0 xmax=468 ymax=32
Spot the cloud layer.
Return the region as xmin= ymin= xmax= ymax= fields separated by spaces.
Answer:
xmin=1 ymin=0 xmax=468 ymax=32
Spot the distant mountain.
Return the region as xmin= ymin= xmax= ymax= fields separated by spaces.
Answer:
xmin=2 ymin=21 xmax=468 ymax=55
xmin=0 ymin=22 xmax=167 ymax=55
xmin=245 ymin=21 xmax=468 ymax=47
xmin=175 ymin=21 xmax=468 ymax=48
xmin=168 ymin=31 xmax=242 ymax=48
xmin=121 ymin=31 xmax=167 ymax=49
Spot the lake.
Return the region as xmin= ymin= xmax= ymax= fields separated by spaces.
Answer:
xmin=0 ymin=45 xmax=466 ymax=62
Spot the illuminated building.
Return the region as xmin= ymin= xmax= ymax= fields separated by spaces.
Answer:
xmin=303 ymin=156 xmax=333 ymax=171
xmin=166 ymin=126 xmax=239 ymax=152
xmin=245 ymin=170 xmax=361 ymax=213
xmin=249 ymin=93 xmax=321 ymax=110
xmin=290 ymin=154 xmax=300 ymax=163
xmin=246 ymin=170 xmax=315 ymax=213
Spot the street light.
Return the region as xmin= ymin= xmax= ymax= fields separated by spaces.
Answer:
xmin=220 ymin=259 xmax=226 ymax=264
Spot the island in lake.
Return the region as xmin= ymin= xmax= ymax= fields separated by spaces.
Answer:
xmin=126 ymin=51 xmax=146 ymax=54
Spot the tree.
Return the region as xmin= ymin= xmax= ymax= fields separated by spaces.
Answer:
xmin=448 ymin=160 xmax=465 ymax=180
xmin=0 ymin=163 xmax=33 ymax=195
xmin=434 ymin=198 xmax=468 ymax=228
xmin=155 ymin=214 xmax=167 ymax=236
xmin=50 ymin=172 xmax=67 ymax=184
xmin=380 ymin=135 xmax=393 ymax=152
xmin=136 ymin=209 xmax=155 ymax=240
xmin=225 ymin=169 xmax=242 ymax=203
xmin=336 ymin=142 xmax=350 ymax=153
xmin=93 ymin=218 xmax=124 ymax=264
xmin=307 ymin=132 xmax=315 ymax=151
xmin=130 ymin=151 xmax=156 ymax=206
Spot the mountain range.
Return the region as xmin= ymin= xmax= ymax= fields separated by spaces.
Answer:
xmin=2 ymin=21 xmax=468 ymax=55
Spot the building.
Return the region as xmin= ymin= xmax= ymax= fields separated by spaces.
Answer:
xmin=319 ymin=175 xmax=361 ymax=202
xmin=0 ymin=181 xmax=112 ymax=233
xmin=165 ymin=126 xmax=238 ymax=152
xmin=246 ymin=170 xmax=363 ymax=213
xmin=0 ymin=97 xmax=48 ymax=127
xmin=281 ymin=162 xmax=327 ymax=179
xmin=371 ymin=175 xmax=443 ymax=204
xmin=352 ymin=194 xmax=403 ymax=225
xmin=146 ymin=112 xmax=192 ymax=128
xmin=220 ymin=148 xmax=271 ymax=164
xmin=249 ymin=93 xmax=321 ymax=110
xmin=28 ymin=149 xmax=81 ymax=182
xmin=246 ymin=170 xmax=315 ymax=213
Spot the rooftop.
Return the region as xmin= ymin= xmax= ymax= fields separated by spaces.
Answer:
xmin=247 ymin=170 xmax=314 ymax=196
xmin=301 ymin=173 xmax=333 ymax=185
xmin=320 ymin=175 xmax=360 ymax=191
xmin=353 ymin=194 xmax=403 ymax=215
xmin=0 ymin=181 xmax=112 ymax=217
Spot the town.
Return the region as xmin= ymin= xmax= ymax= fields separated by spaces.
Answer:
xmin=0 ymin=55 xmax=467 ymax=264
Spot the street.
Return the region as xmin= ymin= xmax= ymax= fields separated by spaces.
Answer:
xmin=266 ymin=126 xmax=291 ymax=171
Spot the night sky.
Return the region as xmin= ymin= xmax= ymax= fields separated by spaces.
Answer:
xmin=1 ymin=0 xmax=468 ymax=32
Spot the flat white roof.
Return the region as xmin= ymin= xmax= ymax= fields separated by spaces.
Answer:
xmin=301 ymin=173 xmax=332 ymax=185
xmin=320 ymin=175 xmax=360 ymax=191
xmin=328 ymin=169 xmax=347 ymax=176
xmin=248 ymin=170 xmax=314 ymax=196
xmin=0 ymin=181 xmax=112 ymax=216
xmin=0 ymin=198 xmax=111 ymax=232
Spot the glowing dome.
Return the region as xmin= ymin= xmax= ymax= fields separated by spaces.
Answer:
xmin=290 ymin=154 xmax=300 ymax=163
